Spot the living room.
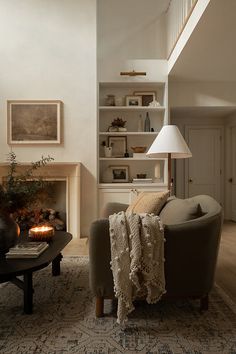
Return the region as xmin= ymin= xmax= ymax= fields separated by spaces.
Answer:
xmin=0 ymin=0 xmax=235 ymax=353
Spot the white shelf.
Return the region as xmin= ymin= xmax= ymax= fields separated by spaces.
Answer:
xmin=99 ymin=157 xmax=164 ymax=161
xmin=98 ymin=182 xmax=167 ymax=188
xmin=99 ymin=82 xmax=165 ymax=88
xmin=99 ymin=106 xmax=165 ymax=111
xmin=99 ymin=132 xmax=158 ymax=136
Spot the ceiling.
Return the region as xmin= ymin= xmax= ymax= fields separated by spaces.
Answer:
xmin=169 ymin=0 xmax=236 ymax=82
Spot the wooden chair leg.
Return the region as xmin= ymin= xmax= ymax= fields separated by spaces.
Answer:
xmin=96 ymin=297 xmax=104 ymax=317
xmin=200 ymin=294 xmax=209 ymax=311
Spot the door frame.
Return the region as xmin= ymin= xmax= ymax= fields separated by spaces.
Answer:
xmin=225 ymin=124 xmax=236 ymax=220
xmin=184 ymin=125 xmax=224 ymax=205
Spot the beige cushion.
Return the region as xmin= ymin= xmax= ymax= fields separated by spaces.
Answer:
xmin=126 ymin=191 xmax=169 ymax=215
xmin=159 ymin=197 xmax=203 ymax=225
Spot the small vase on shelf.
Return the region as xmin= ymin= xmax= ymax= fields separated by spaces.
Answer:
xmin=144 ymin=112 xmax=150 ymax=132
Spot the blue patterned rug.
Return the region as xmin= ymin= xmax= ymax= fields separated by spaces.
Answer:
xmin=0 ymin=256 xmax=236 ymax=354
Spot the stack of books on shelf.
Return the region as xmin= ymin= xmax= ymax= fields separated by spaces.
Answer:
xmin=132 ymin=178 xmax=153 ymax=184
xmin=6 ymin=242 xmax=49 ymax=259
xmin=132 ymin=153 xmax=147 ymax=159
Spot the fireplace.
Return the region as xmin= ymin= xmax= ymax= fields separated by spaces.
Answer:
xmin=0 ymin=163 xmax=81 ymax=238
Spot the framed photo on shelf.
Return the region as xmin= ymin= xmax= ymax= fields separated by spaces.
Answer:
xmin=7 ymin=100 xmax=62 ymax=144
xmin=125 ymin=95 xmax=142 ymax=107
xmin=133 ymin=91 xmax=156 ymax=106
xmin=108 ymin=136 xmax=127 ymax=157
xmin=110 ymin=165 xmax=129 ymax=183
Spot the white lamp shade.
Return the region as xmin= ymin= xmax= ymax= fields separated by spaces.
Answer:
xmin=146 ymin=125 xmax=192 ymax=158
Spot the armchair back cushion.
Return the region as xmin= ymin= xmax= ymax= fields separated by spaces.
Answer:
xmin=159 ymin=197 xmax=203 ymax=225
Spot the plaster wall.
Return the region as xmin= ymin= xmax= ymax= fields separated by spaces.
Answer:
xmin=97 ymin=0 xmax=167 ymax=77
xmin=0 ymin=0 xmax=97 ymax=237
xmin=169 ymin=82 xmax=236 ymax=107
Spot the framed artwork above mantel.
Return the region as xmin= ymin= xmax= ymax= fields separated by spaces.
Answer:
xmin=7 ymin=100 xmax=63 ymax=145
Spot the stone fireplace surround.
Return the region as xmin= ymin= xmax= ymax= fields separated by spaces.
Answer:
xmin=0 ymin=163 xmax=81 ymax=238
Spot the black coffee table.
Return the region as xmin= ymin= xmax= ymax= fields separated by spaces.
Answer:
xmin=0 ymin=231 xmax=72 ymax=314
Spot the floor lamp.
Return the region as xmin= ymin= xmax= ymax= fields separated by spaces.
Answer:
xmin=146 ymin=125 xmax=192 ymax=192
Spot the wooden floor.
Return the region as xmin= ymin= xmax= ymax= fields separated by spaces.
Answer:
xmin=63 ymin=221 xmax=236 ymax=303
xmin=216 ymin=221 xmax=236 ymax=302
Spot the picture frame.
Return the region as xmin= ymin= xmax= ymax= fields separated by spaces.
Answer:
xmin=108 ymin=136 xmax=127 ymax=157
xmin=133 ymin=91 xmax=156 ymax=106
xmin=7 ymin=100 xmax=62 ymax=145
xmin=125 ymin=95 xmax=142 ymax=107
xmin=110 ymin=165 xmax=129 ymax=183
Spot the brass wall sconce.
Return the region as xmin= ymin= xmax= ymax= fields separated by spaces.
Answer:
xmin=120 ymin=70 xmax=146 ymax=77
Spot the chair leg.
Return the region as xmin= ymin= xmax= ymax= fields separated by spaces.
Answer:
xmin=200 ymin=294 xmax=209 ymax=311
xmin=96 ymin=297 xmax=104 ymax=317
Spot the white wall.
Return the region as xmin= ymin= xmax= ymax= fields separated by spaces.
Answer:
xmin=97 ymin=0 xmax=167 ymax=76
xmin=0 ymin=0 xmax=97 ymax=237
xmin=169 ymin=82 xmax=236 ymax=107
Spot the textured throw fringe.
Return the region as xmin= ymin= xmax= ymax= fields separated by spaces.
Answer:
xmin=109 ymin=211 xmax=166 ymax=324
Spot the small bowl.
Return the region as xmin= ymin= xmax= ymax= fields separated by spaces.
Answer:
xmin=137 ymin=174 xmax=147 ymax=179
xmin=131 ymin=146 xmax=147 ymax=153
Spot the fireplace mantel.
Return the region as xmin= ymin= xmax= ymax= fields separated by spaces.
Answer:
xmin=0 ymin=163 xmax=81 ymax=238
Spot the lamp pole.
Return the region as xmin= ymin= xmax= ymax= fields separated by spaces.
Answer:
xmin=168 ymin=153 xmax=171 ymax=192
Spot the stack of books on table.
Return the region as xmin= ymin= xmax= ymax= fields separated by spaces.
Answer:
xmin=6 ymin=242 xmax=49 ymax=259
xmin=132 ymin=178 xmax=153 ymax=184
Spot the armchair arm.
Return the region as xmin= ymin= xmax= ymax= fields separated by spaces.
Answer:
xmin=164 ymin=213 xmax=222 ymax=295
xmin=101 ymin=202 xmax=128 ymax=218
xmin=89 ymin=219 xmax=114 ymax=297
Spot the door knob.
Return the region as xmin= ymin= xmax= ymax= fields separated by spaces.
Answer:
xmin=189 ymin=178 xmax=193 ymax=183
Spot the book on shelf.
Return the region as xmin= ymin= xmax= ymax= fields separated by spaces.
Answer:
xmin=132 ymin=178 xmax=153 ymax=184
xmin=132 ymin=153 xmax=147 ymax=159
xmin=6 ymin=242 xmax=49 ymax=259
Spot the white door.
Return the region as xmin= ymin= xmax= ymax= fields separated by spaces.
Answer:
xmin=230 ymin=126 xmax=236 ymax=221
xmin=185 ymin=126 xmax=222 ymax=203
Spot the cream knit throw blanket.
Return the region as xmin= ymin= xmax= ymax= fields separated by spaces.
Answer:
xmin=109 ymin=211 xmax=166 ymax=324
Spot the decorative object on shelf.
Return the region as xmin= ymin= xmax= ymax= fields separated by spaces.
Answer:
xmin=7 ymin=100 xmax=62 ymax=145
xmin=131 ymin=146 xmax=147 ymax=153
xmin=114 ymin=97 xmax=124 ymax=106
xmin=136 ymin=174 xmax=147 ymax=179
xmin=133 ymin=153 xmax=147 ymax=159
xmin=132 ymin=178 xmax=152 ymax=184
xmin=108 ymin=136 xmax=127 ymax=157
xmin=149 ymin=99 xmax=161 ymax=108
xmin=154 ymin=162 xmax=161 ymax=180
xmin=144 ymin=112 xmax=151 ymax=132
xmin=120 ymin=70 xmax=146 ymax=77
xmin=105 ymin=95 xmax=115 ymax=106
xmin=29 ymin=225 xmax=55 ymax=242
xmin=108 ymin=118 xmax=127 ymax=132
xmin=147 ymin=125 xmax=192 ymax=191
xmin=126 ymin=96 xmax=142 ymax=107
xmin=124 ymin=150 xmax=129 ymax=158
xmin=102 ymin=141 xmax=113 ymax=157
xmin=104 ymin=146 xmax=112 ymax=157
xmin=134 ymin=91 xmax=156 ymax=106
xmin=110 ymin=165 xmax=129 ymax=183
xmin=138 ymin=114 xmax=143 ymax=132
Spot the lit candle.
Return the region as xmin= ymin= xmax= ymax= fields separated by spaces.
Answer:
xmin=29 ymin=225 xmax=55 ymax=241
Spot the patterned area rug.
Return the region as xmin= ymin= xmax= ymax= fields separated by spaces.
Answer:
xmin=0 ymin=256 xmax=236 ymax=354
